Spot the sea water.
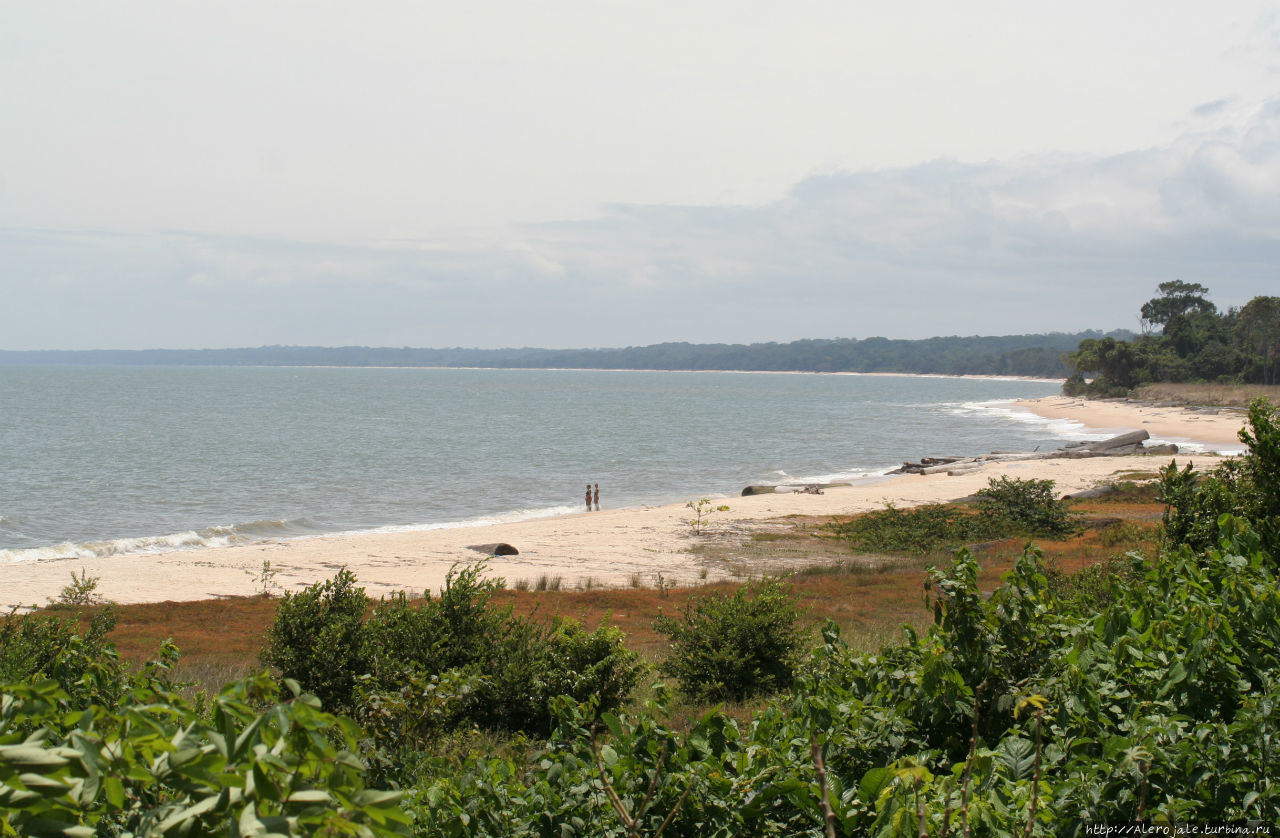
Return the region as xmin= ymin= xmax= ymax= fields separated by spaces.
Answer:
xmin=0 ymin=366 xmax=1110 ymax=564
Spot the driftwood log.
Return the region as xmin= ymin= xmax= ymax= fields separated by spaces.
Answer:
xmin=889 ymin=430 xmax=1179 ymax=476
xmin=741 ymin=482 xmax=851 ymax=496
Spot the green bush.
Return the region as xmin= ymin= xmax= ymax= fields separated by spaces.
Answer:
xmin=974 ymin=475 xmax=1080 ymax=537
xmin=654 ymin=577 xmax=804 ymax=702
xmin=474 ymin=616 xmax=643 ymax=736
xmin=260 ymin=567 xmax=370 ymax=715
xmin=361 ymin=562 xmax=508 ymax=681
xmin=0 ymin=607 xmax=126 ymax=710
xmin=1161 ymin=397 xmax=1280 ymax=556
xmin=262 ymin=562 xmax=642 ymax=778
xmin=1 ymin=673 xmax=408 ymax=836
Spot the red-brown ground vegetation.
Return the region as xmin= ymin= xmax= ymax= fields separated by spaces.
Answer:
xmin=72 ymin=483 xmax=1164 ymax=692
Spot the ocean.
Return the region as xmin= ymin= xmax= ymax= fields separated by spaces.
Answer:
xmin=1 ymin=366 xmax=1116 ymax=564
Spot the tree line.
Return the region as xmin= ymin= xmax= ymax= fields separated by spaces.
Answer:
xmin=0 ymin=331 xmax=1129 ymax=378
xmin=1066 ymin=281 xmax=1280 ymax=396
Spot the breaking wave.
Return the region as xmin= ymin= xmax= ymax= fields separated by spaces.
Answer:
xmin=0 ymin=518 xmax=308 ymax=564
xmin=0 ymin=506 xmax=592 ymax=564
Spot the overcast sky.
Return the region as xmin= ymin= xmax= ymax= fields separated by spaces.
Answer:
xmin=3 ymin=1 xmax=1279 ymax=350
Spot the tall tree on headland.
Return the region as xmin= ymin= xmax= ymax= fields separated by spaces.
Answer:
xmin=1139 ymin=280 xmax=1215 ymax=334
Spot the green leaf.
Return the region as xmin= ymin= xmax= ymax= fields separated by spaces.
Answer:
xmin=238 ymin=803 xmax=264 ymax=836
xmin=251 ymin=762 xmax=278 ymax=803
xmin=285 ymin=789 xmax=333 ymax=805
xmin=15 ymin=772 xmax=71 ymax=797
xmin=231 ymin=715 xmax=268 ymax=762
xmin=0 ymin=745 xmax=71 ymax=770
xmin=0 ymin=785 xmax=43 ymax=807
xmin=859 ymin=767 xmax=890 ymax=802
xmin=103 ymin=775 xmax=125 ymax=808
xmin=353 ymin=788 xmax=405 ymax=807
xmin=158 ymin=793 xmax=224 ymax=832
xmin=9 ymin=818 xmax=97 ymax=838
xmin=998 ymin=737 xmax=1037 ymax=781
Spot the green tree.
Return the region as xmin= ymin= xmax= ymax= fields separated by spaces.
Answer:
xmin=1236 ymin=295 xmax=1280 ymax=384
xmin=1140 ymin=279 xmax=1215 ymax=333
xmin=1068 ymin=336 xmax=1140 ymax=392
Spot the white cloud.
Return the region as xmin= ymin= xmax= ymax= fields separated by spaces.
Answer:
xmin=3 ymin=2 xmax=1280 ymax=350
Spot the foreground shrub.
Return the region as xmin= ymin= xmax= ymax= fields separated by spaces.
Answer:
xmin=1 ymin=673 xmax=408 ymax=836
xmin=260 ymin=567 xmax=370 ymax=715
xmin=262 ymin=562 xmax=642 ymax=784
xmin=654 ymin=576 xmax=804 ymax=702
xmin=0 ymin=607 xmax=125 ymax=710
xmin=1160 ymin=397 xmax=1280 ymax=555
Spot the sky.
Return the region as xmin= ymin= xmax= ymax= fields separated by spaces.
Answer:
xmin=3 ymin=1 xmax=1279 ymax=351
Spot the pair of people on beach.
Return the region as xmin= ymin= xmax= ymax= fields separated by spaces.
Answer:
xmin=585 ymin=482 xmax=599 ymax=511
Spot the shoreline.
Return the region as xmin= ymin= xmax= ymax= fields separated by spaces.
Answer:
xmin=2 ymin=395 xmax=1247 ymax=611
xmin=1012 ymin=395 xmax=1247 ymax=448
xmin=1 ymin=458 xmax=1220 ymax=612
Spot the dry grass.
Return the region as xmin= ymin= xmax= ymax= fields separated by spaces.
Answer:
xmin=1134 ymin=382 xmax=1280 ymax=408
xmin=65 ymin=483 xmax=1166 ymax=694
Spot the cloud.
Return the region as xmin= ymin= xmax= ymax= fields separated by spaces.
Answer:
xmin=1192 ymin=98 xmax=1233 ymax=118
xmin=4 ymin=99 xmax=1280 ymax=350
xmin=524 ymin=98 xmax=1280 ymax=303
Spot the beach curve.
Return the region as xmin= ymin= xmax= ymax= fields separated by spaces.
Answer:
xmin=3 ymin=395 xmax=1239 ymax=610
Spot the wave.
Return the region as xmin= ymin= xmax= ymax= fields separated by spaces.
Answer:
xmin=0 ymin=506 xmax=589 ymax=565
xmin=1142 ymin=437 xmax=1245 ymax=455
xmin=950 ymin=400 xmax=1247 ymax=455
xmin=0 ymin=518 xmax=310 ymax=564
xmin=945 ymin=399 xmax=1116 ymax=442
xmin=767 ymin=466 xmax=898 ymax=486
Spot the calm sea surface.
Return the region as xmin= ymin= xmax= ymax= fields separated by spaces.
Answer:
xmin=0 ymin=366 xmax=1097 ymax=563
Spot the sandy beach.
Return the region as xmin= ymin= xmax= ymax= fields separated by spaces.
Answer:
xmin=1013 ymin=395 xmax=1248 ymax=448
xmin=3 ymin=396 xmax=1244 ymax=610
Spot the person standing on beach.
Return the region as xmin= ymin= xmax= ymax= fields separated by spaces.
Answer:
xmin=586 ymin=484 xmax=593 ymax=512
xmin=594 ymin=482 xmax=600 ymax=511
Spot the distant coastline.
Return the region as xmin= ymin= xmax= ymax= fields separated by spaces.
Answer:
xmin=0 ymin=330 xmax=1127 ymax=378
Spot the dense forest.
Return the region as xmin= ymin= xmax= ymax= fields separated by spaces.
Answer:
xmin=0 ymin=330 xmax=1130 ymax=378
xmin=1066 ymin=283 xmax=1280 ymax=396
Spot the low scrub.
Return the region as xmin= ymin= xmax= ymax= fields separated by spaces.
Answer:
xmin=826 ymin=476 xmax=1080 ymax=556
xmin=1134 ymin=381 xmax=1280 ymax=408
xmin=973 ymin=476 xmax=1080 ymax=537
xmin=653 ymin=576 xmax=804 ymax=703
xmin=260 ymin=562 xmax=643 ymax=784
